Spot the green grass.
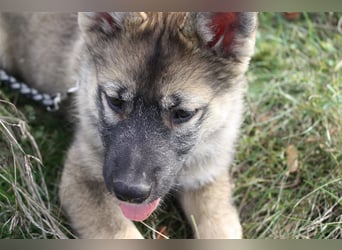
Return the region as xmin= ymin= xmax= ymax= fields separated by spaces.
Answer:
xmin=0 ymin=12 xmax=341 ymax=239
xmin=234 ymin=12 xmax=342 ymax=239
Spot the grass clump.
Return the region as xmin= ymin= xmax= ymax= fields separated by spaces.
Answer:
xmin=0 ymin=95 xmax=72 ymax=238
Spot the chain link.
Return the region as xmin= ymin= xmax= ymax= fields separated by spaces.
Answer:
xmin=0 ymin=69 xmax=61 ymax=111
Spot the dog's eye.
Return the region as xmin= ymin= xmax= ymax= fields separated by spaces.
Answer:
xmin=106 ymin=95 xmax=125 ymax=112
xmin=172 ymin=109 xmax=197 ymax=124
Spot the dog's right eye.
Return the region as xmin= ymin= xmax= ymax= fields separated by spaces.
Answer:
xmin=172 ymin=109 xmax=197 ymax=124
xmin=106 ymin=95 xmax=125 ymax=113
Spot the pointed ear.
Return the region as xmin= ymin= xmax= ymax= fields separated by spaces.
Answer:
xmin=78 ymin=12 xmax=125 ymax=38
xmin=189 ymin=12 xmax=258 ymax=59
xmin=78 ymin=12 xmax=126 ymax=36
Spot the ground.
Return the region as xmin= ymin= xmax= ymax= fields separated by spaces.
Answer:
xmin=0 ymin=12 xmax=341 ymax=239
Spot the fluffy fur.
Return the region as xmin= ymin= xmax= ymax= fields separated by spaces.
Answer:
xmin=0 ymin=12 xmax=257 ymax=238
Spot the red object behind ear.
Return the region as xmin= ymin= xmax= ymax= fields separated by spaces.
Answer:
xmin=207 ymin=13 xmax=239 ymax=53
xmin=96 ymin=12 xmax=118 ymax=31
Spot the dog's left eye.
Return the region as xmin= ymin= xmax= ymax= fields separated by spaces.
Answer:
xmin=172 ymin=109 xmax=197 ymax=124
xmin=106 ymin=95 xmax=125 ymax=113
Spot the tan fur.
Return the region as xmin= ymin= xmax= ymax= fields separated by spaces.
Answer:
xmin=60 ymin=140 xmax=143 ymax=238
xmin=0 ymin=12 xmax=257 ymax=239
xmin=180 ymin=173 xmax=242 ymax=239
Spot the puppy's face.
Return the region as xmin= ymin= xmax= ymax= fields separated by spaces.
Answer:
xmin=77 ymin=12 xmax=257 ymax=220
xmin=97 ymin=26 xmax=216 ymax=206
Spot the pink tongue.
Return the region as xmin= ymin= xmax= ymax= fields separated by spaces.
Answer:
xmin=119 ymin=198 xmax=160 ymax=221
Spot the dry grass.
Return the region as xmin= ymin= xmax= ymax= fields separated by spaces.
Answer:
xmin=0 ymin=97 xmax=72 ymax=238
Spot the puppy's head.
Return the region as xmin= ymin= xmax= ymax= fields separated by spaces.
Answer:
xmin=77 ymin=12 xmax=257 ymax=221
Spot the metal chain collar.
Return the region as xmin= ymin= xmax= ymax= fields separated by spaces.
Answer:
xmin=0 ymin=69 xmax=62 ymax=111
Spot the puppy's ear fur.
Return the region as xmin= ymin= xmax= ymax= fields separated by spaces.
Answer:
xmin=78 ymin=12 xmax=257 ymax=62
xmin=181 ymin=12 xmax=258 ymax=60
xmin=78 ymin=12 xmax=146 ymax=43
xmin=78 ymin=12 xmax=125 ymax=35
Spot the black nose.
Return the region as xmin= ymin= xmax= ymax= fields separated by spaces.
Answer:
xmin=113 ymin=181 xmax=151 ymax=203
